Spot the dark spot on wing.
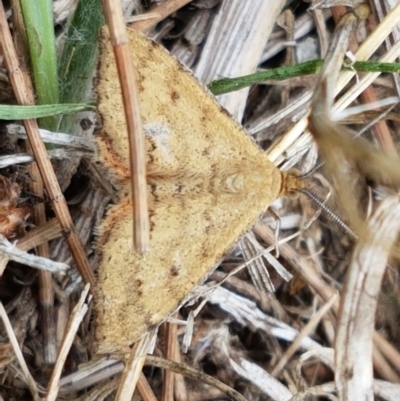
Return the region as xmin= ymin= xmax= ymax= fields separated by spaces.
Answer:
xmin=171 ymin=91 xmax=180 ymax=102
xmin=202 ymin=147 xmax=210 ymax=156
xmin=170 ymin=264 xmax=180 ymax=277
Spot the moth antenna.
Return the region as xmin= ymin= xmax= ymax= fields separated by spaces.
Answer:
xmin=297 ymin=162 xmax=325 ymax=179
xmin=297 ymin=187 xmax=358 ymax=240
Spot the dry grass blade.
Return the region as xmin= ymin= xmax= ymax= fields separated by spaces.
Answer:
xmin=0 ymin=219 xmax=61 ymax=276
xmin=253 ymin=222 xmax=339 ymax=306
xmin=195 ymin=0 xmax=285 ymax=120
xmin=129 ymin=0 xmax=194 ymax=32
xmin=330 ymin=2 xmax=399 ymax=154
xmin=102 ymin=0 xmax=149 ymax=253
xmin=12 ymin=219 xmax=61 ymax=252
xmin=46 ymin=284 xmax=90 ymax=401
xmin=230 ymin=357 xmax=293 ymax=401
xmin=330 ymin=4 xmax=397 ymax=155
xmin=374 ymin=380 xmax=400 ymax=400
xmin=267 ymin=1 xmax=400 ymax=164
xmin=7 ymin=124 xmax=96 ymax=150
xmin=0 ymin=149 xmax=93 ymax=169
xmin=0 ymin=3 xmax=95 ymax=289
xmin=0 ymin=235 xmax=68 ymax=272
xmin=309 ymin=6 xmax=400 ymax=235
xmin=335 ymin=196 xmax=400 ymax=400
xmin=255 ymin=206 xmax=400 ymax=383
xmin=333 ymin=39 xmax=400 ymax=112
xmin=271 ymin=293 xmax=338 ymax=377
xmin=145 ymin=355 xmax=248 ymax=401
xmin=115 ymin=333 xmax=154 ymax=401
xmin=0 ymin=302 xmax=39 ymax=400
xmin=58 ymin=359 xmax=124 ymax=394
xmin=30 ymin=133 xmax=56 ymax=364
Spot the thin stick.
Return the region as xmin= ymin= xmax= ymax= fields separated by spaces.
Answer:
xmin=18 ymin=218 xmax=60 ymax=249
xmin=271 ymin=293 xmax=338 ymax=376
xmin=173 ymin=335 xmax=188 ymax=401
xmin=137 ymin=374 xmax=158 ymax=401
xmin=115 ymin=333 xmax=153 ymax=401
xmin=145 ymin=356 xmax=248 ymax=401
xmin=0 ymin=218 xmax=61 ymax=276
xmin=129 ymin=0 xmax=193 ymax=32
xmin=46 ymin=285 xmax=91 ymax=401
xmin=0 ymin=302 xmax=40 ymax=401
xmin=11 ymin=0 xmax=56 ymax=364
xmin=29 ymin=153 xmax=56 ymax=363
xmin=102 ymin=0 xmax=149 ymax=253
xmin=162 ymin=318 xmax=178 ymax=401
xmin=0 ymin=3 xmax=95 ymax=290
xmin=0 ymin=235 xmax=68 ymax=272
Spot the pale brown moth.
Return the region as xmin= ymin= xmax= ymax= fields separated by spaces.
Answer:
xmin=94 ymin=27 xmax=296 ymax=354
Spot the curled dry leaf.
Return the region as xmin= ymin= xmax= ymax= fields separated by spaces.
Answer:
xmin=0 ymin=175 xmax=30 ymax=238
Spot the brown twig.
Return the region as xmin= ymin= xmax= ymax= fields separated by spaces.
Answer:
xmin=271 ymin=293 xmax=338 ymax=377
xmin=173 ymin=334 xmax=188 ymax=401
xmin=30 ymin=189 xmax=56 ymax=363
xmin=17 ymin=219 xmax=62 ymax=252
xmin=137 ymin=374 xmax=158 ymax=401
xmin=46 ymin=285 xmax=91 ymax=401
xmin=10 ymin=0 xmax=56 ymax=364
xmin=129 ymin=0 xmax=194 ymax=32
xmin=162 ymin=318 xmax=178 ymax=401
xmin=145 ymin=355 xmax=248 ymax=401
xmin=102 ymin=0 xmax=149 ymax=253
xmin=0 ymin=4 xmax=95 ymax=290
xmin=279 ymin=9 xmax=295 ymax=106
xmin=115 ymin=334 xmax=153 ymax=401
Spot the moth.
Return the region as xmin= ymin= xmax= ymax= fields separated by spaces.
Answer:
xmin=94 ymin=21 xmax=400 ymax=354
xmin=94 ymin=27 xmax=292 ymax=354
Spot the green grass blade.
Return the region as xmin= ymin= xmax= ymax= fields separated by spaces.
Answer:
xmin=208 ymin=60 xmax=323 ymax=95
xmin=208 ymin=60 xmax=400 ymax=96
xmin=20 ymin=0 xmax=59 ymax=131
